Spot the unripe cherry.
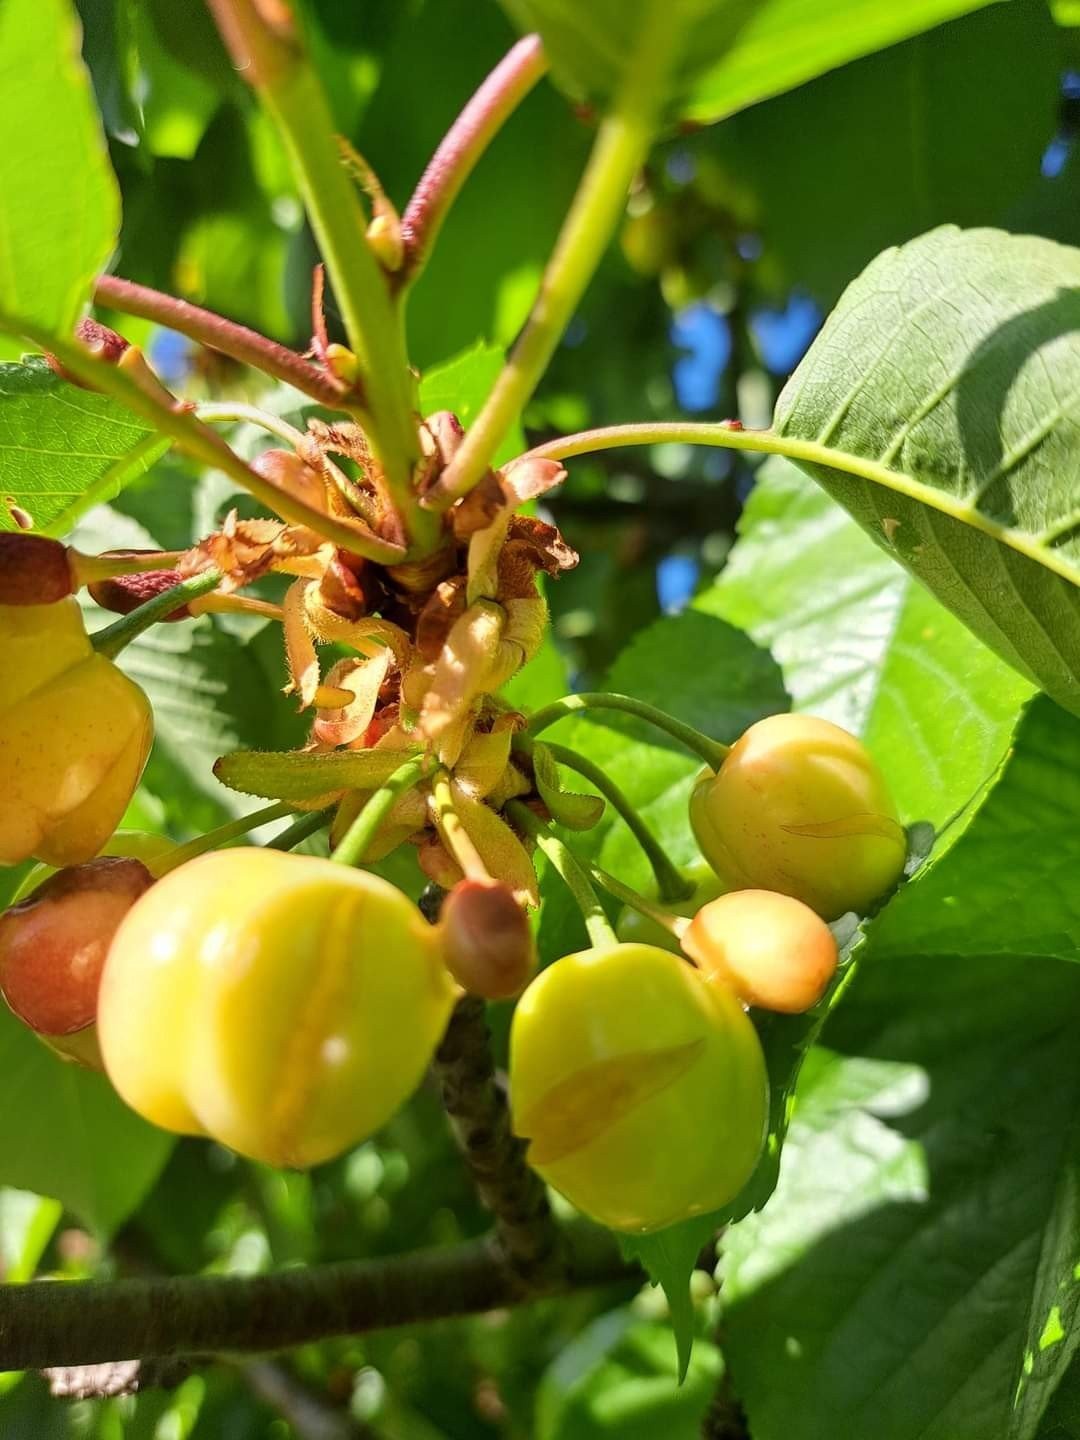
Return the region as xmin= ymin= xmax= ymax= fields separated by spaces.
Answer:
xmin=510 ymin=943 xmax=768 ymax=1233
xmin=439 ymin=878 xmax=536 ymax=999
xmin=99 ymin=849 xmax=458 ymax=1168
xmin=0 ymin=599 xmax=153 ymax=866
xmin=690 ymin=713 xmax=906 ymax=921
xmin=0 ymin=856 xmax=153 ymax=1068
xmin=681 ymin=889 xmax=838 ymax=1014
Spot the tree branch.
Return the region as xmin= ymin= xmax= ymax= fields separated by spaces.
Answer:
xmin=94 ymin=275 xmax=346 ymax=408
xmin=433 ymin=997 xmax=566 ymax=1288
xmin=0 ymin=1228 xmax=634 ymax=1371
xmin=398 ymin=35 xmax=548 ymax=287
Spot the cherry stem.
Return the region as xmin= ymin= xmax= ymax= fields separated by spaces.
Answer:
xmin=93 ymin=275 xmax=346 ymax=408
xmin=195 ymin=402 xmax=309 ymax=449
xmin=90 ymin=570 xmax=224 ymax=658
xmin=506 ymin=801 xmax=616 ymax=950
xmin=526 ymin=692 xmax=730 ymax=772
xmin=330 ymin=755 xmax=428 ymax=868
xmin=430 ymin=773 xmax=489 ymax=881
xmin=514 ymin=735 xmax=692 ymax=903
xmin=266 ymin=806 xmax=335 ymax=852
xmin=69 ymin=548 xmax=185 ymax=586
xmin=398 ymin=35 xmax=549 ymax=288
xmin=585 ymin=860 xmax=689 ymax=941
xmin=150 ymin=802 xmax=296 ymax=876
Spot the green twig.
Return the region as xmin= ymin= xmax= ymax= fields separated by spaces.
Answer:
xmin=0 ymin=314 xmax=404 ymax=563
xmin=205 ymin=0 xmax=425 ymax=545
xmin=526 ymin=692 xmax=729 ymax=771
xmin=330 ymin=756 xmax=427 ymax=868
xmin=507 ymin=801 xmax=615 ymax=950
xmin=90 ymin=570 xmax=224 ymax=658
xmin=425 ymin=7 xmax=679 ymax=509
xmin=585 ymin=860 xmax=687 ymax=942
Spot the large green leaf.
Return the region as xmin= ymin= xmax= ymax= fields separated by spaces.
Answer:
xmin=701 ymin=458 xmax=1034 ymax=829
xmin=721 ymin=697 xmax=1080 ymax=1439
xmin=501 ymin=0 xmax=1001 ymax=121
xmin=497 ymin=0 xmax=756 ymax=116
xmin=0 ymin=359 xmax=166 ymax=534
xmin=707 ymin=0 xmax=1058 ymax=305
xmin=0 ymin=1003 xmax=173 ymax=1237
xmin=685 ymin=0 xmax=1010 ymax=122
xmin=0 ymin=0 xmax=120 ymax=332
xmin=775 ymin=225 xmax=1080 ymax=718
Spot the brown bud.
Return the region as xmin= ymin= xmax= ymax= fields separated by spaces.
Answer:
xmin=0 ymin=857 xmax=153 ymax=1037
xmin=439 ymin=878 xmax=536 ymax=1000
xmin=88 ymin=569 xmax=191 ymax=620
xmin=0 ymin=534 xmax=74 ymax=604
xmin=45 ymin=319 xmax=130 ymax=389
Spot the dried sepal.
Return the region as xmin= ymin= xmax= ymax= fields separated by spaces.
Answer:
xmin=311 ymin=651 xmax=390 ymax=748
xmin=451 ymin=783 xmax=539 ymax=907
xmin=283 ymin=580 xmax=321 ymax=708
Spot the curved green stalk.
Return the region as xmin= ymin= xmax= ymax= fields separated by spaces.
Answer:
xmin=522 ymin=421 xmax=1080 ymax=591
xmin=91 ymin=570 xmax=224 ymax=658
xmin=152 ymin=801 xmax=295 ymax=875
xmin=515 ymin=735 xmax=691 ymax=902
xmin=526 ymin=693 xmax=729 ymax=772
xmin=507 ymin=801 xmax=616 ymax=950
xmin=331 ymin=755 xmax=428 ymax=868
xmin=266 ymin=807 xmax=335 ymax=853
xmin=584 ymin=861 xmax=688 ymax=942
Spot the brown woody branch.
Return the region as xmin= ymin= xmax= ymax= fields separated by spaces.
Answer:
xmin=433 ymin=996 xmax=565 ymax=1288
xmin=0 ymin=1227 xmax=633 ymax=1372
xmin=94 ymin=275 xmax=347 ymax=408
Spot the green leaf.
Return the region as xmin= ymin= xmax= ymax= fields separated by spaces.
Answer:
xmin=709 ymin=0 xmax=1058 ymax=305
xmin=501 ymin=0 xmax=1001 ymax=122
xmin=418 ymin=341 xmax=524 ymax=464
xmin=721 ymin=698 xmax=1080 ymax=1439
xmin=214 ymin=747 xmax=414 ymax=803
xmin=0 ymin=1189 xmax=62 ymax=1284
xmin=0 ymin=1004 xmax=173 ymax=1237
xmin=0 ymin=0 xmax=120 ymax=331
xmin=536 ymin=1308 xmax=722 ymax=1438
xmin=618 ymin=1216 xmax=719 ymax=1384
xmin=867 ymin=696 xmax=1080 ymax=965
xmin=0 ymin=359 xmax=167 ymax=534
xmin=684 ymin=0 xmax=1008 ymax=123
xmin=775 ymin=225 xmax=1080 ymax=718
xmin=497 ymin=0 xmax=756 ymax=116
xmin=532 ymin=743 xmax=606 ymax=830
xmin=699 ymin=457 xmax=1034 ymax=829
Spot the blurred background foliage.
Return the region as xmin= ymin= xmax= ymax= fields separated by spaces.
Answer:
xmin=1 ymin=0 xmax=1076 ymax=1434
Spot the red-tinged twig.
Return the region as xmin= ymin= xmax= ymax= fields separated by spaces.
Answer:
xmin=398 ymin=36 xmax=548 ymax=287
xmin=94 ymin=275 xmax=348 ymax=408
